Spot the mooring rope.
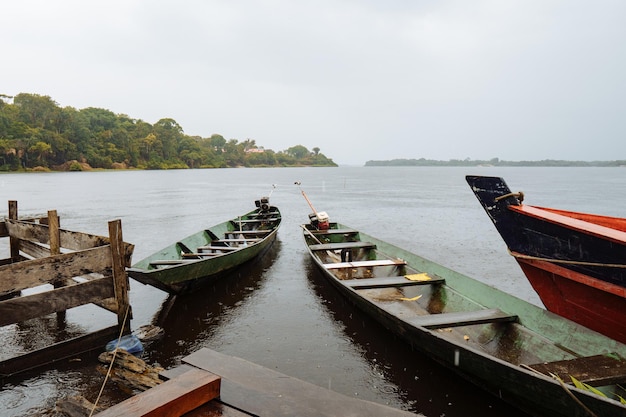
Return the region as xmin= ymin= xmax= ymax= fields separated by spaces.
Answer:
xmin=494 ymin=191 xmax=524 ymax=203
xmin=509 ymin=249 xmax=626 ymax=269
xmin=89 ymin=304 xmax=131 ymax=417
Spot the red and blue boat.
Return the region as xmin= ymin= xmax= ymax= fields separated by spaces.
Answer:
xmin=467 ymin=175 xmax=626 ymax=344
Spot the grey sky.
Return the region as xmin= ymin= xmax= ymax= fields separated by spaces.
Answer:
xmin=3 ymin=1 xmax=625 ymax=165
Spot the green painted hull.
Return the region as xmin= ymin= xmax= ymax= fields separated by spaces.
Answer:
xmin=128 ymin=205 xmax=280 ymax=293
xmin=303 ymin=222 xmax=626 ymax=417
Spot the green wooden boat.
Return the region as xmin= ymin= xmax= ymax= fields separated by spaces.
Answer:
xmin=302 ymin=218 xmax=626 ymax=417
xmin=128 ymin=197 xmax=281 ymax=294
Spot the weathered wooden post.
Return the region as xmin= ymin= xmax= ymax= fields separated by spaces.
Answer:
xmin=48 ymin=210 xmax=67 ymax=323
xmin=109 ymin=219 xmax=131 ymax=334
xmin=8 ymin=200 xmax=18 ymax=261
xmin=48 ymin=210 xmax=60 ymax=255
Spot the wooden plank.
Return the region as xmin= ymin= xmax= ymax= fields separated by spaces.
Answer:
xmin=6 ymin=219 xmax=132 ymax=260
xmin=309 ymin=241 xmax=376 ymax=251
xmin=0 ymin=276 xmax=115 ymax=326
xmin=0 ymin=245 xmax=112 ymax=295
xmin=182 ymin=401 xmax=250 ymax=416
xmin=49 ymin=210 xmax=61 ymax=256
xmin=324 ymin=259 xmax=407 ymax=269
xmin=310 ymin=228 xmax=358 ymax=235
xmin=94 ymin=368 xmax=221 ymax=417
xmin=19 ymin=239 xmax=52 ymax=259
xmin=149 ymin=260 xmax=198 ymax=266
xmin=213 ymin=238 xmax=262 ymax=243
xmin=343 ymin=275 xmax=445 ymax=289
xmin=109 ymin=219 xmax=130 ymax=333
xmin=230 ymin=218 xmax=279 ymax=224
xmin=528 ymin=354 xmax=626 ymax=386
xmin=183 ymin=348 xmax=417 ymax=417
xmin=182 ymin=253 xmax=220 ymax=258
xmin=9 ymin=201 xmax=19 ymax=260
xmin=197 ymin=245 xmax=238 ymax=251
xmin=226 ymin=230 xmax=271 ymax=236
xmin=5 ymin=219 xmax=112 ymax=251
xmin=0 ymin=325 xmax=119 ymax=377
xmin=408 ymin=309 xmax=518 ymax=329
xmin=0 ymin=220 xmax=8 ymax=237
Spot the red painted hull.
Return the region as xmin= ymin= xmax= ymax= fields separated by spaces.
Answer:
xmin=516 ymin=255 xmax=626 ymax=344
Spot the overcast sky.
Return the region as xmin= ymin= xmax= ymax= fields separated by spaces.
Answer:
xmin=3 ymin=1 xmax=625 ymax=165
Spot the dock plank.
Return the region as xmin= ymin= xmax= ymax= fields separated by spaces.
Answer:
xmin=183 ymin=348 xmax=419 ymax=417
xmin=94 ymin=368 xmax=220 ymax=417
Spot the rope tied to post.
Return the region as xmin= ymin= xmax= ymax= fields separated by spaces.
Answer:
xmin=495 ymin=191 xmax=524 ymax=203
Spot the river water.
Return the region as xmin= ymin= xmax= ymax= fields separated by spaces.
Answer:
xmin=1 ymin=166 xmax=625 ymax=416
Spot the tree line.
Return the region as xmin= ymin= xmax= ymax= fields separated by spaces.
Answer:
xmin=0 ymin=93 xmax=337 ymax=171
xmin=365 ymin=157 xmax=626 ymax=167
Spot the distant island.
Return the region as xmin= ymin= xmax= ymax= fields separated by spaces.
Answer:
xmin=0 ymin=93 xmax=337 ymax=172
xmin=365 ymin=158 xmax=626 ymax=167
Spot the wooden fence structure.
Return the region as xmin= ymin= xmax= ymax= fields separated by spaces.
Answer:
xmin=0 ymin=200 xmax=135 ymax=378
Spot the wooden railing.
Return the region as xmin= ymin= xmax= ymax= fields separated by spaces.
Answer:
xmin=0 ymin=200 xmax=135 ymax=377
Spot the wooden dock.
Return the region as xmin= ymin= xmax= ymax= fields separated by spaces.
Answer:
xmin=0 ymin=200 xmax=135 ymax=378
xmin=96 ymin=348 xmax=422 ymax=417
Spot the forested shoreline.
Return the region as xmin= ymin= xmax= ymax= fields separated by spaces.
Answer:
xmin=365 ymin=158 xmax=626 ymax=167
xmin=0 ymin=93 xmax=336 ymax=171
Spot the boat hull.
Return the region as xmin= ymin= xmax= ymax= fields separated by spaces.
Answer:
xmin=466 ymin=175 xmax=626 ymax=343
xmin=129 ymin=205 xmax=281 ymax=294
xmin=303 ymin=222 xmax=626 ymax=417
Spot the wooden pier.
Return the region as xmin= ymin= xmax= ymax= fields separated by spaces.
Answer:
xmin=95 ymin=347 xmax=421 ymax=417
xmin=0 ymin=200 xmax=135 ymax=378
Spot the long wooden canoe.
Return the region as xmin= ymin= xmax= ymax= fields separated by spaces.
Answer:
xmin=128 ymin=198 xmax=281 ymax=294
xmin=302 ymin=220 xmax=626 ymax=417
xmin=466 ymin=175 xmax=626 ymax=344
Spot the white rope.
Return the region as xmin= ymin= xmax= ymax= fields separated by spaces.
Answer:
xmin=89 ymin=304 xmax=131 ymax=416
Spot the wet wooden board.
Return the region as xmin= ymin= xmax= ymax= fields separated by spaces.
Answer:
xmin=309 ymin=241 xmax=376 ymax=251
xmin=324 ymin=259 xmax=407 ymax=269
xmin=528 ymin=354 xmax=626 ymax=386
xmin=342 ymin=276 xmax=445 ymax=289
xmin=407 ymin=309 xmax=518 ymax=329
xmin=310 ymin=228 xmax=358 ymax=235
xmin=182 ymin=348 xmax=420 ymax=417
xmin=94 ymin=367 xmax=221 ymax=417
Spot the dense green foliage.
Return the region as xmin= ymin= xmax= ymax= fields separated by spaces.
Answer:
xmin=365 ymin=157 xmax=626 ymax=167
xmin=0 ymin=93 xmax=336 ymax=171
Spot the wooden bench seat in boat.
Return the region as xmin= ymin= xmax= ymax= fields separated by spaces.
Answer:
xmin=324 ymin=259 xmax=407 ymax=269
xmin=407 ymin=309 xmax=518 ymax=329
xmin=310 ymin=228 xmax=358 ymax=236
xmin=309 ymin=241 xmax=376 ymax=251
xmin=150 ymin=259 xmax=200 ymax=266
xmin=526 ymin=353 xmax=626 ymax=386
xmin=213 ymin=238 xmax=262 ymax=243
xmin=343 ymin=275 xmax=445 ymax=289
xmin=226 ymin=230 xmax=271 ymax=236
xmin=182 ymin=252 xmax=221 ymax=258
xmin=230 ymin=218 xmax=279 ymax=225
xmin=197 ymin=245 xmax=239 ymax=251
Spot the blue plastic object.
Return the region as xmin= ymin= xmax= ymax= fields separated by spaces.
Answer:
xmin=105 ymin=334 xmax=144 ymax=354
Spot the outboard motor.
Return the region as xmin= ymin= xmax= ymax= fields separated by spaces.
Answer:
xmin=255 ymin=197 xmax=271 ymax=212
xmin=309 ymin=211 xmax=330 ymax=230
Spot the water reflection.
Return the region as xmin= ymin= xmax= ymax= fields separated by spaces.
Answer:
xmin=144 ymin=240 xmax=281 ymax=368
xmin=305 ymin=259 xmax=532 ymax=417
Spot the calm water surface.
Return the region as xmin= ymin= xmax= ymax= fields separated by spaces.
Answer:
xmin=1 ymin=166 xmax=625 ymax=416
